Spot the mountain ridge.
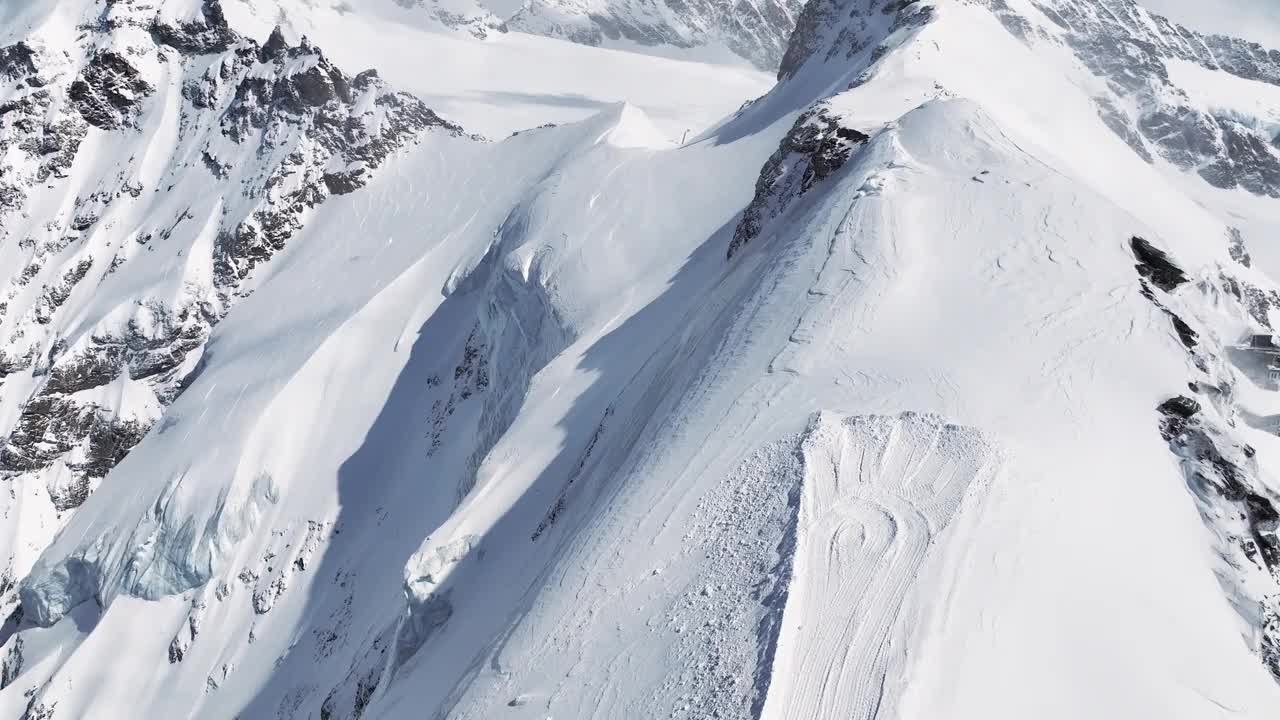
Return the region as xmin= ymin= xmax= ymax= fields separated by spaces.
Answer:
xmin=1 ymin=0 xmax=1280 ymax=718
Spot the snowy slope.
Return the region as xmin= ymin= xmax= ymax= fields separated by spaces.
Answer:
xmin=3 ymin=0 xmax=1280 ymax=718
xmin=0 ymin=0 xmax=466 ymax=606
xmin=220 ymin=0 xmax=778 ymax=139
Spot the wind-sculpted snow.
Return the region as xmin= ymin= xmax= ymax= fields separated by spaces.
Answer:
xmin=760 ymin=412 xmax=998 ymax=720
xmin=729 ymin=104 xmax=869 ymax=258
xmin=777 ymin=0 xmax=935 ymax=81
xmin=1124 ymin=230 xmax=1280 ymax=682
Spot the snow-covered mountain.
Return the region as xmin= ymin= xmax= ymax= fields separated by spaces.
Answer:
xmin=222 ymin=0 xmax=508 ymax=40
xmin=2 ymin=0 xmax=1280 ymax=718
xmin=1140 ymin=0 xmax=1280 ymax=50
xmin=506 ymin=0 xmax=805 ymax=70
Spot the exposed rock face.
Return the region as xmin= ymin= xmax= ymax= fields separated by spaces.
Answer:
xmin=0 ymin=43 xmax=88 ymax=216
xmin=320 ymin=626 xmax=393 ymax=720
xmin=1228 ymin=227 xmax=1253 ymax=268
xmin=1129 ymin=236 xmax=1280 ymax=684
xmin=1131 ymin=236 xmax=1189 ymax=293
xmin=976 ymin=0 xmax=1280 ymax=197
xmin=508 ymin=0 xmax=806 ymax=71
xmin=0 ymin=1 xmax=467 ymax=527
xmin=68 ymin=51 xmax=153 ymax=130
xmin=729 ymin=105 xmax=868 ymax=258
xmin=0 ymin=636 xmax=21 ymax=690
xmin=777 ymin=0 xmax=935 ymax=80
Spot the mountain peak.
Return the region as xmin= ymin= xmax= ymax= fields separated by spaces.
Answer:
xmin=3 ymin=0 xmax=1280 ymax=718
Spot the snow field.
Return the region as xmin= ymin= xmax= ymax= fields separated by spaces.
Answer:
xmin=5 ymin=0 xmax=1280 ymax=717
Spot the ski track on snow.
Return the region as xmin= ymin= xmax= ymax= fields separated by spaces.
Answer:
xmin=761 ymin=412 xmax=998 ymax=720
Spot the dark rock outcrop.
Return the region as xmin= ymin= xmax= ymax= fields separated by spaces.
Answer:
xmin=0 ymin=43 xmax=38 ymax=81
xmin=1137 ymin=237 xmax=1280 ymax=684
xmin=0 ymin=636 xmax=22 ymax=690
xmin=1130 ymin=236 xmax=1189 ymax=293
xmin=1131 ymin=237 xmax=1200 ymax=356
xmin=729 ymin=106 xmax=868 ymax=258
xmin=209 ymin=31 xmax=464 ymax=287
xmin=33 ymin=258 xmax=94 ymax=325
xmin=778 ymin=0 xmax=934 ymax=80
xmin=68 ymin=51 xmax=153 ymax=130
xmin=1156 ymin=395 xmax=1199 ymax=423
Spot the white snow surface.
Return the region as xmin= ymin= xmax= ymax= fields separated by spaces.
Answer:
xmin=760 ymin=413 xmax=999 ymax=720
xmin=220 ymin=0 xmax=776 ymax=139
xmin=4 ymin=0 xmax=1280 ymax=719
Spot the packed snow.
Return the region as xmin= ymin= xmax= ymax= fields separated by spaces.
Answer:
xmin=760 ymin=413 xmax=999 ymax=720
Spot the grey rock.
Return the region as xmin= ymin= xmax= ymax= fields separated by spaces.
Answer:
xmin=779 ymin=0 xmax=933 ymax=81
xmin=729 ymin=105 xmax=869 ymax=258
xmin=1130 ymin=236 xmax=1189 ymax=293
xmin=213 ymin=31 xmax=464 ymax=286
xmin=0 ymin=45 xmax=88 ymax=216
xmin=0 ymin=43 xmax=38 ymax=81
xmin=33 ymin=258 xmax=93 ymax=325
xmin=0 ymin=14 xmax=469 ymax=527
